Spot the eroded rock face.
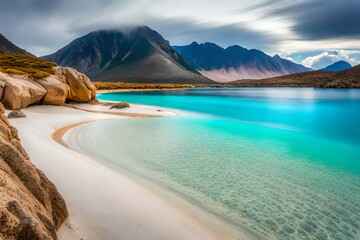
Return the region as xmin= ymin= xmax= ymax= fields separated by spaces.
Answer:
xmin=56 ymin=67 xmax=96 ymax=103
xmin=0 ymin=66 xmax=97 ymax=110
xmin=0 ymin=72 xmax=47 ymax=109
xmin=0 ymin=103 xmax=68 ymax=239
xmin=36 ymin=75 xmax=70 ymax=106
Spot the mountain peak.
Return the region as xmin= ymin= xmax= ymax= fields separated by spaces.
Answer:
xmin=320 ymin=60 xmax=352 ymax=72
xmin=43 ymin=26 xmax=212 ymax=84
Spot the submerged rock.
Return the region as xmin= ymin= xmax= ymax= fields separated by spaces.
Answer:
xmin=110 ymin=102 xmax=130 ymax=109
xmin=7 ymin=110 xmax=26 ymax=118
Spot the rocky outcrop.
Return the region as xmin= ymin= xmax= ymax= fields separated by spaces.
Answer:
xmin=56 ymin=67 xmax=97 ymax=103
xmin=0 ymin=66 xmax=97 ymax=110
xmin=0 ymin=73 xmax=47 ymax=110
xmin=36 ymin=75 xmax=70 ymax=106
xmin=0 ymin=102 xmax=68 ymax=239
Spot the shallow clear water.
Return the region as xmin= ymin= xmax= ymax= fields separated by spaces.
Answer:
xmin=66 ymin=88 xmax=360 ymax=240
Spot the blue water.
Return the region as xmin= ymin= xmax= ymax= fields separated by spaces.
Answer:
xmin=67 ymin=88 xmax=360 ymax=239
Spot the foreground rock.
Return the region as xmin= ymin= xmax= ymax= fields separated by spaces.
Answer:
xmin=0 ymin=66 xmax=97 ymax=110
xmin=55 ymin=67 xmax=97 ymax=103
xmin=0 ymin=103 xmax=68 ymax=239
xmin=36 ymin=75 xmax=70 ymax=106
xmin=7 ymin=110 xmax=26 ymax=118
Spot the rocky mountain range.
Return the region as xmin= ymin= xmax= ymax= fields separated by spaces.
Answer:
xmin=173 ymin=42 xmax=310 ymax=82
xmin=44 ymin=27 xmax=213 ymax=84
xmin=320 ymin=60 xmax=352 ymax=72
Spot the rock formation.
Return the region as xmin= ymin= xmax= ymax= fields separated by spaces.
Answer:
xmin=56 ymin=67 xmax=97 ymax=103
xmin=0 ymin=66 xmax=97 ymax=110
xmin=0 ymin=102 xmax=68 ymax=239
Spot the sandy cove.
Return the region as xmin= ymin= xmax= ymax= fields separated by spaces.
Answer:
xmin=7 ymin=103 xmax=225 ymax=240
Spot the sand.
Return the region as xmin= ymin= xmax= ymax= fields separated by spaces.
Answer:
xmin=7 ymin=103 xmax=224 ymax=240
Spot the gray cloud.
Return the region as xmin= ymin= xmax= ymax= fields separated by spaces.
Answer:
xmin=0 ymin=0 xmax=358 ymax=56
xmin=0 ymin=0 xmax=279 ymax=56
xmin=0 ymin=0 xmax=131 ymax=55
xmin=71 ymin=17 xmax=280 ymax=51
xmin=301 ymin=50 xmax=360 ymax=69
xmin=271 ymin=0 xmax=360 ymax=40
xmin=153 ymin=20 xmax=279 ymax=51
xmin=236 ymin=0 xmax=287 ymax=14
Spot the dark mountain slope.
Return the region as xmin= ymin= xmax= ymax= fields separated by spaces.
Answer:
xmin=44 ymin=27 xmax=213 ymax=84
xmin=0 ymin=33 xmax=33 ymax=56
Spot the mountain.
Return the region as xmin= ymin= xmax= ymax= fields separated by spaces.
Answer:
xmin=173 ymin=42 xmax=310 ymax=83
xmin=43 ymin=27 xmax=213 ymax=84
xmin=230 ymin=64 xmax=360 ymax=88
xmin=320 ymin=60 xmax=352 ymax=72
xmin=0 ymin=33 xmax=33 ymax=56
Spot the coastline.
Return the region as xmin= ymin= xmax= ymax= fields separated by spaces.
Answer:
xmin=8 ymin=103 xmax=226 ymax=240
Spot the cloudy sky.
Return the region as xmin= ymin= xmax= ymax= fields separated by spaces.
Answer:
xmin=1 ymin=0 xmax=359 ymax=69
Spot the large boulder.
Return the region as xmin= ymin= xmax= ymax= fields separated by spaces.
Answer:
xmin=0 ymin=73 xmax=47 ymax=109
xmin=7 ymin=110 xmax=26 ymax=118
xmin=0 ymin=103 xmax=68 ymax=240
xmin=0 ymin=66 xmax=97 ymax=109
xmin=56 ymin=67 xmax=96 ymax=103
xmin=36 ymin=75 xmax=70 ymax=105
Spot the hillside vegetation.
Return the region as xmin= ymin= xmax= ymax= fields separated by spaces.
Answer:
xmin=0 ymin=54 xmax=56 ymax=79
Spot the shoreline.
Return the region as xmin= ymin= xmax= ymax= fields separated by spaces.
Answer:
xmin=96 ymin=87 xmax=191 ymax=93
xmin=8 ymin=103 xmax=227 ymax=240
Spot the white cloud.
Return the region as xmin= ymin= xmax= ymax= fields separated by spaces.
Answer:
xmin=301 ymin=50 xmax=360 ymax=69
xmin=278 ymin=51 xmax=294 ymax=61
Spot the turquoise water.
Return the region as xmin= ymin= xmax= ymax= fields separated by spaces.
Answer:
xmin=67 ymin=88 xmax=360 ymax=239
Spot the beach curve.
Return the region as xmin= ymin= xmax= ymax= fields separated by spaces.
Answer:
xmin=8 ymin=102 xmax=227 ymax=240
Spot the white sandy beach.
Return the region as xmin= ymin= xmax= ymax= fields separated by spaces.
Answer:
xmin=7 ymin=103 xmax=224 ymax=240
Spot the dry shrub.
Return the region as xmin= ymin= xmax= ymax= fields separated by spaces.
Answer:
xmin=0 ymin=54 xmax=57 ymax=79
